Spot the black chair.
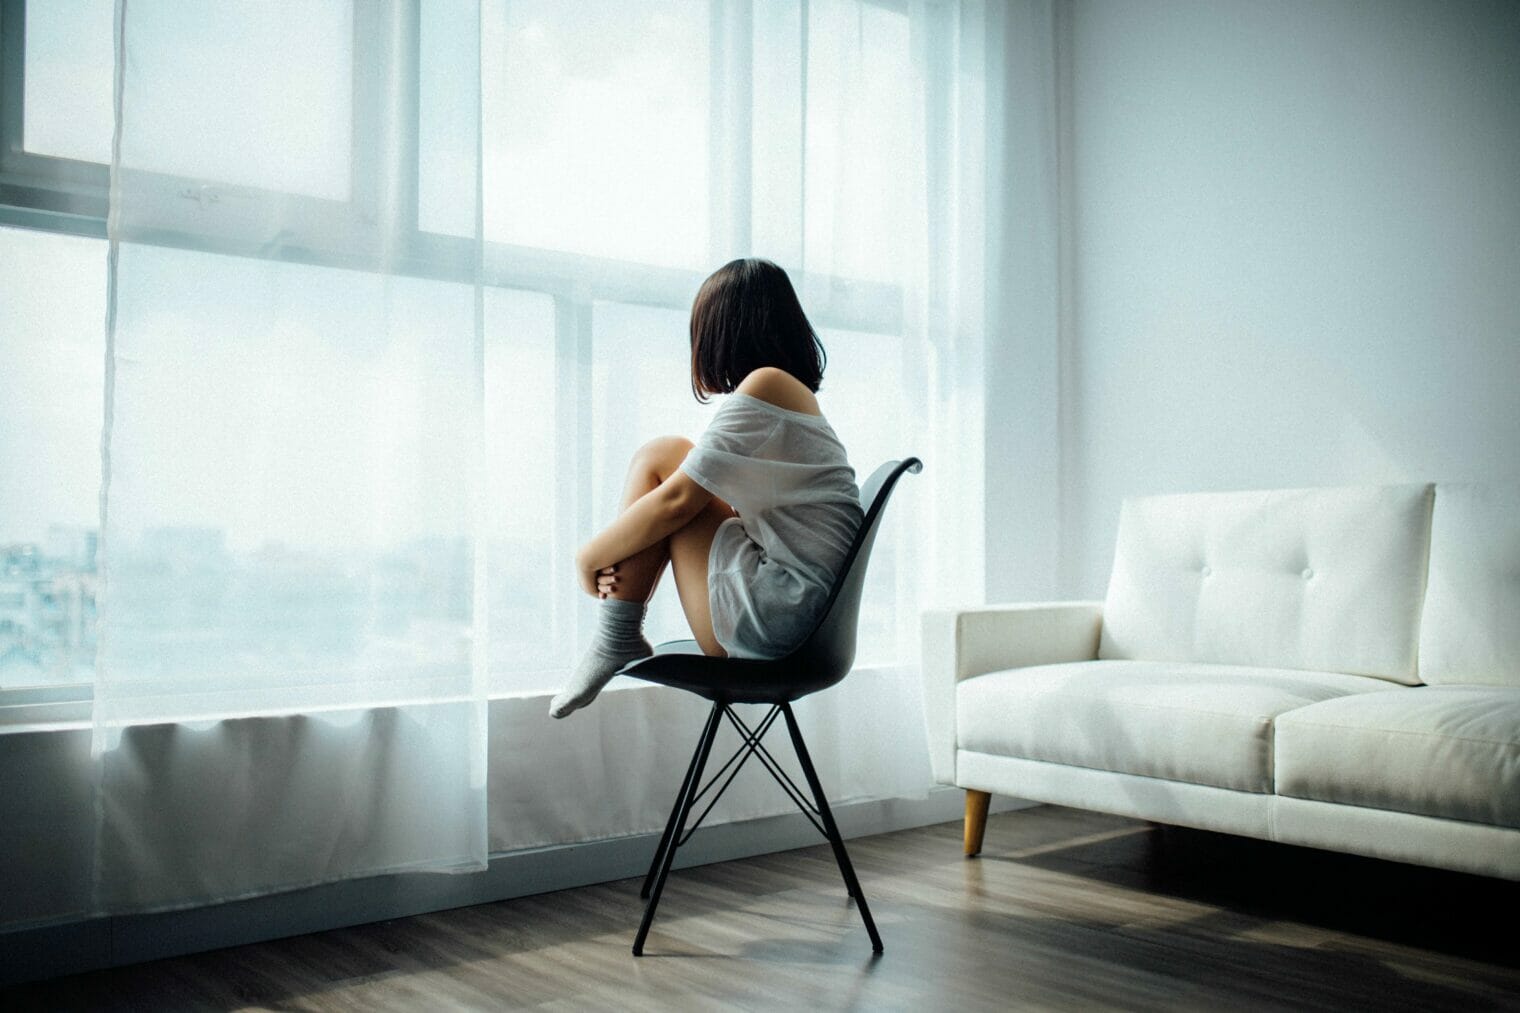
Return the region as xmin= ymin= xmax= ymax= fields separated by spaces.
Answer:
xmin=618 ymin=457 xmax=922 ymax=956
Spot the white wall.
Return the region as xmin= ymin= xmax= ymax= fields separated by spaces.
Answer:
xmin=1061 ymin=0 xmax=1520 ymax=595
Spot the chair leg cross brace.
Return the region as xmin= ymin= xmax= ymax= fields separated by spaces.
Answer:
xmin=639 ymin=706 xmax=791 ymax=906
xmin=721 ymin=707 xmax=824 ymax=834
xmin=632 ymin=700 xmax=884 ymax=956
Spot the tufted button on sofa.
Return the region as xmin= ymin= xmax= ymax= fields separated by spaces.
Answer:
xmin=922 ymin=483 xmax=1520 ymax=879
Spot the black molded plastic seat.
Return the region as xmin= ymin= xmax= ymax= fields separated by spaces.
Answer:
xmin=618 ymin=457 xmax=921 ymax=956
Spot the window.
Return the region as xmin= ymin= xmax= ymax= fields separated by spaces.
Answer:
xmin=483 ymin=287 xmax=559 ymax=687
xmin=113 ymin=1 xmax=355 ymax=201
xmin=2 ymin=0 xmax=939 ymax=698
xmin=479 ymin=1 xmax=712 ymax=269
xmin=20 ymin=0 xmax=113 ymax=165
xmin=102 ymin=248 xmax=481 ymax=712
xmin=0 ymin=226 xmax=105 ymax=690
xmin=819 ymin=324 xmax=914 ymax=666
xmin=591 ymin=302 xmax=718 ymax=650
xmin=799 ymin=0 xmax=919 ymax=285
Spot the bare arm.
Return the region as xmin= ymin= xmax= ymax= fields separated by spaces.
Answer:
xmin=575 ymin=469 xmax=713 ymax=593
xmin=575 ymin=368 xmax=805 ymax=597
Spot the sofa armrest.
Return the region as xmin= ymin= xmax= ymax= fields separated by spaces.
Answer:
xmin=920 ymin=601 xmax=1104 ymax=785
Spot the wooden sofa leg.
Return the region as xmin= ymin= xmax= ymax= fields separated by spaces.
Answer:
xmin=964 ymin=789 xmax=991 ymax=857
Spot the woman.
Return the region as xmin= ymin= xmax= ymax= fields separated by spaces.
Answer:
xmin=550 ymin=258 xmax=863 ymax=718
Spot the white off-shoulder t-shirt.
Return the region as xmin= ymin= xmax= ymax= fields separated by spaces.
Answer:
xmin=678 ymin=392 xmax=863 ymax=659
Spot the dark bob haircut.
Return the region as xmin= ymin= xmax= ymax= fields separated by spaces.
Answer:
xmin=689 ymin=258 xmax=826 ymax=403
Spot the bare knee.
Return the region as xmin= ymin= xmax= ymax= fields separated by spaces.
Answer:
xmin=632 ymin=436 xmax=695 ymax=478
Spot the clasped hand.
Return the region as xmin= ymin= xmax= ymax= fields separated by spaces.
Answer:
xmin=577 ymin=555 xmax=621 ymax=599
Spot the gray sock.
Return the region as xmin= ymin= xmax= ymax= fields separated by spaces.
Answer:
xmin=549 ymin=598 xmax=653 ymax=718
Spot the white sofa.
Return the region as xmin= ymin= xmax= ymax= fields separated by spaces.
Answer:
xmin=922 ymin=483 xmax=1520 ymax=880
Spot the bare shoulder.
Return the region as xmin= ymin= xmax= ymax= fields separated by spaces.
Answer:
xmin=736 ymin=367 xmax=821 ymax=416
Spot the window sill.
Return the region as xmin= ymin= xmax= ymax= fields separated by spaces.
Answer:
xmin=0 ymin=662 xmax=910 ymax=735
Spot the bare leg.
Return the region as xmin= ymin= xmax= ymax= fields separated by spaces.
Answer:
xmin=596 ymin=437 xmax=735 ymax=655
xmin=668 ymin=499 xmax=734 ymax=657
xmin=599 ymin=436 xmax=691 ymax=604
xmin=551 ymin=437 xmax=735 ymax=718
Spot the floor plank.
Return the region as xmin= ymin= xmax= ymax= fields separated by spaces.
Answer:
xmin=5 ymin=806 xmax=1518 ymax=1011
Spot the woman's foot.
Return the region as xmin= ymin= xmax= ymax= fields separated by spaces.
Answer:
xmin=549 ymin=599 xmax=653 ymax=718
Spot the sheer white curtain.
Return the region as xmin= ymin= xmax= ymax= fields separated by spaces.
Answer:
xmin=94 ymin=1 xmax=489 ymax=910
xmin=85 ymin=0 xmax=1000 ymax=910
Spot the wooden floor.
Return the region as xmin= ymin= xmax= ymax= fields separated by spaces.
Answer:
xmin=6 ymin=805 xmax=1520 ymax=1011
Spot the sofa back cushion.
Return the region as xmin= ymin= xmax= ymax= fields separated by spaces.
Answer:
xmin=1419 ymin=482 xmax=1520 ymax=687
xmin=1098 ymin=484 xmax=1434 ymax=684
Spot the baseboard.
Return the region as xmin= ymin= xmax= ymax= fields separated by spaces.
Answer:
xmin=1 ymin=788 xmax=1031 ymax=986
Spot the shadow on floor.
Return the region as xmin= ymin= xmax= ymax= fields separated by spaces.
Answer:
xmin=983 ymin=814 xmax=1520 ymax=968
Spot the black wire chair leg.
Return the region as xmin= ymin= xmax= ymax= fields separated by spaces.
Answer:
xmin=640 ymin=708 xmax=715 ymax=900
xmin=633 ymin=700 xmax=724 ymax=956
xmin=781 ymin=702 xmax=884 ymax=953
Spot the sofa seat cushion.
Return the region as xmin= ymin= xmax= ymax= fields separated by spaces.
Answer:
xmin=1276 ymin=686 xmax=1520 ymax=828
xmin=956 ymin=660 xmax=1389 ymax=793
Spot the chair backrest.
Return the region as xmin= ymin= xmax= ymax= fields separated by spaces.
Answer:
xmin=782 ymin=457 xmax=922 ymax=691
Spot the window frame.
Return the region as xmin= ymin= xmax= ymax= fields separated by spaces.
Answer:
xmin=0 ymin=0 xmax=905 ymax=323
xmin=0 ymin=0 xmax=109 ymax=236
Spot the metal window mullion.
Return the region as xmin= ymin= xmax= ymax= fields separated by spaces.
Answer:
xmin=354 ymin=0 xmax=422 ymax=256
xmin=551 ymin=296 xmax=595 ymax=654
xmin=1 ymin=0 xmax=30 ymax=167
xmin=915 ymin=2 xmax=954 ymax=351
xmin=708 ymin=0 xmax=753 ymax=260
xmin=348 ymin=2 xmax=383 ymax=233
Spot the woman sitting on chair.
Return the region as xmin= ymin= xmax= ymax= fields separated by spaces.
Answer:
xmin=550 ymin=258 xmax=863 ymax=718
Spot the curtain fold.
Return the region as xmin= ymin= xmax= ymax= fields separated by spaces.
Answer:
xmin=93 ymin=0 xmax=488 ymax=912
